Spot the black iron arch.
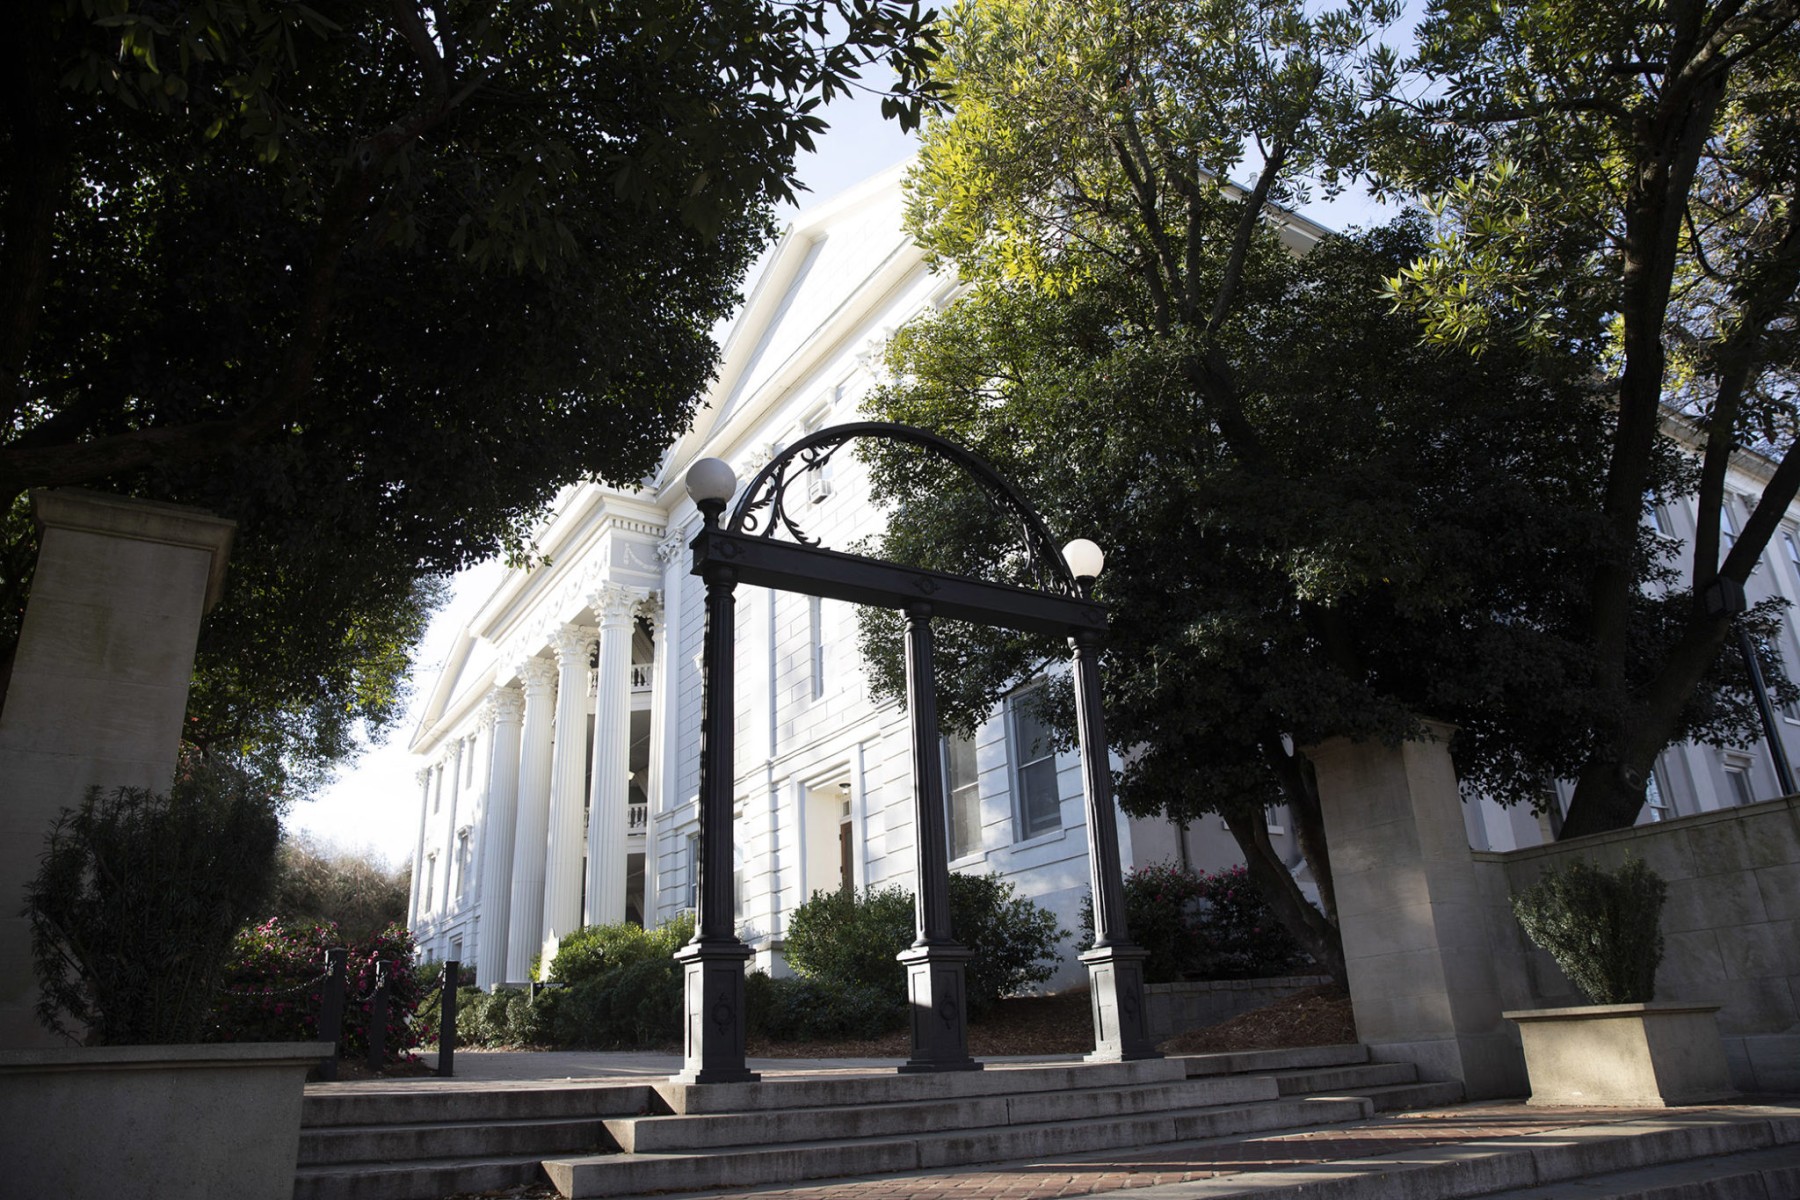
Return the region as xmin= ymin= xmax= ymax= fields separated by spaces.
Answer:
xmin=728 ymin=421 xmax=1080 ymax=598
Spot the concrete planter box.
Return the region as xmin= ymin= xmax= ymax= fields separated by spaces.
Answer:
xmin=0 ymin=1040 xmax=329 ymax=1199
xmin=1504 ymin=1002 xmax=1735 ymax=1107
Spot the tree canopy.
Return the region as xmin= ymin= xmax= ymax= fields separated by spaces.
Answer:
xmin=1380 ymin=0 xmax=1800 ymax=835
xmin=855 ymin=0 xmax=1797 ymax=976
xmin=0 ymin=0 xmax=940 ymax=789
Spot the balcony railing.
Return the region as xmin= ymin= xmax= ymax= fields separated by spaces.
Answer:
xmin=628 ymin=803 xmax=648 ymax=831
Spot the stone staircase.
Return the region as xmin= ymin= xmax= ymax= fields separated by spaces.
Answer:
xmin=294 ymin=1043 xmax=1458 ymax=1200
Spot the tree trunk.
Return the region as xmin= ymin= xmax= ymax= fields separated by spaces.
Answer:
xmin=1221 ymin=807 xmax=1345 ymax=987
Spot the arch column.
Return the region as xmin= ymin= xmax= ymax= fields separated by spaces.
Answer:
xmin=543 ymin=624 xmax=597 ymax=953
xmin=475 ymin=688 xmax=523 ymax=990
xmin=505 ymin=657 xmax=558 ymax=983
xmin=585 ymin=586 xmax=641 ymax=928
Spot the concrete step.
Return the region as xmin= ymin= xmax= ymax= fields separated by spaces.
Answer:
xmin=607 ymin=1072 xmax=1282 ymax=1153
xmin=293 ymin=1153 xmax=547 ymax=1200
xmin=1470 ymin=1139 xmax=1800 ymax=1198
xmin=1178 ymin=1043 xmax=1370 ymax=1077
xmin=547 ymin=1093 xmax=1377 ymax=1197
xmin=1272 ymin=1061 xmax=1418 ymax=1093
xmin=1113 ymin=1106 xmax=1800 ymax=1199
xmin=649 ymin=1055 xmax=1189 ymax=1115
xmin=1305 ymin=1079 xmax=1468 ymax=1114
xmin=300 ymin=1114 xmax=607 ymax=1166
xmin=302 ymin=1081 xmax=653 ymax=1127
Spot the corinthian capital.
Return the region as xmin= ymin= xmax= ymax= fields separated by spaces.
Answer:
xmin=587 ymin=581 xmax=646 ymax=626
xmin=553 ymin=623 xmax=598 ymax=664
xmin=487 ymin=686 xmax=525 ymax=725
xmin=518 ymin=656 xmax=558 ymax=693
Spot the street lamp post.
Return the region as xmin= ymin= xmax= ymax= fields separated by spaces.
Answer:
xmin=1063 ymin=539 xmax=1159 ymax=1062
xmin=672 ymin=457 xmax=759 ymax=1085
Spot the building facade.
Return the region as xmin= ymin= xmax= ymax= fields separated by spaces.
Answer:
xmin=405 ymin=163 xmax=1800 ymax=985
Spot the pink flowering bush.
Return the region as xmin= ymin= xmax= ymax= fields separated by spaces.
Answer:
xmin=210 ymin=917 xmax=425 ymax=1064
xmin=1080 ymin=862 xmax=1300 ymax=983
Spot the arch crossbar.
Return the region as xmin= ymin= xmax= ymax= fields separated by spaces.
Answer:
xmin=728 ymin=421 xmax=1080 ymax=599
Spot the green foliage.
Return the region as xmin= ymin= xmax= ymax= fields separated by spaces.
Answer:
xmin=449 ymin=988 xmax=521 ymax=1049
xmin=783 ymin=875 xmax=1065 ymax=1014
xmin=784 ymin=885 xmax=916 ymax=999
xmin=548 ymin=912 xmax=695 ymax=986
xmin=0 ymin=0 xmax=941 ymax=788
xmin=552 ymin=959 xmax=682 ymax=1049
xmin=25 ymin=761 xmax=280 ymax=1044
xmin=1376 ymin=0 xmax=1800 ymax=833
xmin=269 ymin=834 xmax=411 ymax=944
xmin=211 ymin=919 xmax=427 ymax=1065
xmin=745 ymin=971 xmax=907 ymax=1042
xmin=1081 ymin=864 xmax=1301 ymax=984
xmin=1510 ymin=857 xmax=1668 ymax=1005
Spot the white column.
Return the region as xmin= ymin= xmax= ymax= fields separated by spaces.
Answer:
xmin=543 ymin=623 xmax=597 ymax=948
xmin=476 ymin=688 xmax=523 ymax=991
xmin=505 ymin=657 xmax=558 ymax=983
xmin=643 ymin=587 xmax=673 ymax=925
xmin=437 ymin=740 xmax=464 ymax=918
xmin=584 ymin=586 xmax=641 ymax=927
xmin=407 ymin=768 xmax=432 ymax=928
xmin=466 ymin=712 xmax=495 ymax=911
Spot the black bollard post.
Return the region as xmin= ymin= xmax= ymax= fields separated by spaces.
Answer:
xmin=366 ymin=960 xmax=390 ymax=1070
xmin=437 ymin=960 xmax=459 ymax=1078
xmin=317 ymin=948 xmax=348 ymax=1081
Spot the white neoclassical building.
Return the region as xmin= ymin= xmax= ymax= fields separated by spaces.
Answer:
xmin=405 ymin=162 xmax=1800 ymax=985
xmin=404 ymin=164 xmax=1221 ymax=987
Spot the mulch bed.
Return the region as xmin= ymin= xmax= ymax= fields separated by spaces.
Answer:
xmin=1160 ymin=984 xmax=1356 ymax=1054
xmin=746 ymin=983 xmax=1356 ymax=1059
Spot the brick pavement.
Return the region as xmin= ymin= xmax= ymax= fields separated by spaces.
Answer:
xmin=632 ymin=1103 xmax=1666 ymax=1200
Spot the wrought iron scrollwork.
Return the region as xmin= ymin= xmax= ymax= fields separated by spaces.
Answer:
xmin=727 ymin=421 xmax=1081 ymax=597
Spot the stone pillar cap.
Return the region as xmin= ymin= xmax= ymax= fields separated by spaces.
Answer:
xmin=32 ymin=489 xmax=237 ymax=612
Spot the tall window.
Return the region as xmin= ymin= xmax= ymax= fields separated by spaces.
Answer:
xmin=1724 ymin=757 xmax=1756 ymax=807
xmin=1721 ymin=500 xmax=1740 ymax=555
xmin=944 ymin=733 xmax=983 ymax=859
xmin=454 ymin=829 xmax=472 ymax=900
xmin=686 ymin=834 xmax=701 ymax=912
xmin=1784 ymin=532 xmax=1800 ymax=591
xmin=1011 ymin=687 xmax=1060 ymax=839
xmin=424 ymin=853 xmax=437 ymax=912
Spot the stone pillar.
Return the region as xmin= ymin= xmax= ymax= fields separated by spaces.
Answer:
xmin=407 ymin=768 xmax=431 ymax=928
xmin=1309 ymin=723 xmax=1525 ymax=1099
xmin=541 ymin=624 xmax=596 ymax=955
xmin=0 ymin=490 xmax=235 ymax=1048
xmin=505 ymin=658 xmax=558 ymax=984
xmin=476 ymin=688 xmax=523 ymax=991
xmin=585 ymin=586 xmax=640 ymax=928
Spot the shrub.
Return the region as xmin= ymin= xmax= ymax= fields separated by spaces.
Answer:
xmin=270 ymin=833 xmax=410 ymax=943
xmin=548 ymin=912 xmax=695 ymax=986
xmin=210 ymin=918 xmax=427 ymax=1064
xmin=24 ymin=763 xmax=281 ymax=1044
xmin=783 ymin=874 xmax=1065 ymax=1014
xmin=784 ymin=885 xmax=913 ymax=1000
xmin=552 ymin=958 xmax=682 ymax=1048
xmin=415 ymin=960 xmax=477 ymax=992
xmin=744 ymin=972 xmax=906 ymax=1041
xmin=1511 ymin=856 xmax=1667 ymax=1004
xmin=452 ymin=987 xmax=520 ymax=1048
xmin=1080 ymin=862 xmax=1301 ymax=983
xmin=502 ymin=987 xmax=561 ymax=1046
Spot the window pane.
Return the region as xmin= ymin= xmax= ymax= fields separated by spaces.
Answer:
xmin=1011 ymin=690 xmax=1060 ymax=838
xmin=1018 ymin=759 xmax=1060 ymax=837
xmin=945 ymin=734 xmax=982 ymax=859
